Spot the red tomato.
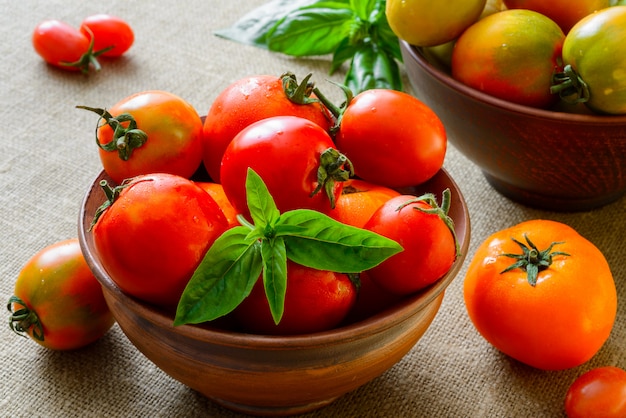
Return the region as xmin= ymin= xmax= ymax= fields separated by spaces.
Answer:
xmin=32 ymin=20 xmax=98 ymax=73
xmin=202 ymin=74 xmax=332 ymax=182
xmin=565 ymin=367 xmax=626 ymax=418
xmin=91 ymin=173 xmax=228 ymax=308
xmin=7 ymin=239 xmax=114 ymax=350
xmin=220 ymin=116 xmax=348 ymax=219
xmin=330 ymin=178 xmax=401 ymax=228
xmin=80 ymin=14 xmax=134 ymax=57
xmin=195 ymin=181 xmax=240 ymax=228
xmin=335 ymin=89 xmax=446 ymax=188
xmin=503 ymin=0 xmax=610 ymax=33
xmin=80 ymin=90 xmax=204 ymax=184
xmin=233 ymin=260 xmax=357 ymax=335
xmin=363 ymin=194 xmax=457 ymax=295
xmin=452 ymin=9 xmax=565 ymax=108
xmin=464 ymin=220 xmax=617 ymax=370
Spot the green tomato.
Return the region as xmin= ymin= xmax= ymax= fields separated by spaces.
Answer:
xmin=386 ymin=0 xmax=487 ymax=47
xmin=560 ymin=6 xmax=626 ymax=114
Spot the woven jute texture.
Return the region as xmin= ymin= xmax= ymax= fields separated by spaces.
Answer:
xmin=1 ymin=1 xmax=624 ymax=417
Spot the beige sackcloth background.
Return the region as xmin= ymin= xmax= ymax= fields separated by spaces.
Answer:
xmin=1 ymin=1 xmax=624 ymax=417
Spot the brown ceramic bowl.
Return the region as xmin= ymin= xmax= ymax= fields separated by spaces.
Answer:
xmin=78 ymin=168 xmax=470 ymax=416
xmin=400 ymin=40 xmax=626 ymax=211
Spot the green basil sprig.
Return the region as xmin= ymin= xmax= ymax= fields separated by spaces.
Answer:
xmin=214 ymin=0 xmax=402 ymax=94
xmin=174 ymin=168 xmax=403 ymax=326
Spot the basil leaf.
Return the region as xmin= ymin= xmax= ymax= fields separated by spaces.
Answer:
xmin=260 ymin=237 xmax=288 ymax=324
xmin=345 ymin=43 xmax=402 ymax=92
xmin=213 ymin=0 xmax=320 ymax=47
xmin=267 ymin=6 xmax=354 ymax=56
xmin=245 ymin=167 xmax=280 ymax=230
xmin=174 ymin=226 xmax=262 ymax=326
xmin=277 ymin=209 xmax=403 ymax=272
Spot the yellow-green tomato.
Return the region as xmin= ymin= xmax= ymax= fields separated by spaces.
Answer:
xmin=386 ymin=0 xmax=487 ymax=47
xmin=561 ymin=6 xmax=626 ymax=114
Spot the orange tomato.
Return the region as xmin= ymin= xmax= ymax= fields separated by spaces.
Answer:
xmin=330 ymin=179 xmax=400 ymax=228
xmin=195 ymin=181 xmax=239 ymax=227
xmin=464 ymin=220 xmax=617 ymax=370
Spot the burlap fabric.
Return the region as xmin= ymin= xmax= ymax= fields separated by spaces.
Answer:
xmin=1 ymin=1 xmax=624 ymax=417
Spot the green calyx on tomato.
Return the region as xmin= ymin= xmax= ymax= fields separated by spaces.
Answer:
xmin=174 ymin=168 xmax=402 ymax=326
xmin=500 ymin=234 xmax=570 ymax=286
xmin=77 ymin=105 xmax=148 ymax=161
xmin=89 ymin=178 xmax=137 ymax=230
xmin=59 ymin=27 xmax=113 ymax=73
xmin=7 ymin=295 xmax=44 ymax=342
xmin=281 ymin=72 xmax=321 ymax=106
xmin=312 ymin=147 xmax=354 ymax=208
xmin=551 ymin=65 xmax=591 ymax=106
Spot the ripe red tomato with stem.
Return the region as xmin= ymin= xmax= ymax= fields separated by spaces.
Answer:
xmin=334 ymin=89 xmax=446 ymax=188
xmin=7 ymin=239 xmax=114 ymax=350
xmin=233 ymin=260 xmax=357 ymax=335
xmin=33 ymin=19 xmax=108 ymax=74
xmin=363 ymin=191 xmax=458 ymax=295
xmin=202 ymin=73 xmax=332 ymax=182
xmin=452 ymin=9 xmax=565 ymax=108
xmin=220 ymin=115 xmax=352 ymax=220
xmin=91 ymin=173 xmax=228 ymax=308
xmin=564 ymin=366 xmax=626 ymax=418
xmin=80 ymin=14 xmax=134 ymax=57
xmin=78 ymin=90 xmax=204 ymax=184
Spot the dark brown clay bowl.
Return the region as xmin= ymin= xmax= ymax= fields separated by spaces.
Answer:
xmin=400 ymin=40 xmax=626 ymax=212
xmin=78 ymin=168 xmax=470 ymax=416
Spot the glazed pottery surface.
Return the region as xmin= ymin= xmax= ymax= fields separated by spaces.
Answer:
xmin=400 ymin=40 xmax=626 ymax=211
xmin=78 ymin=168 xmax=470 ymax=416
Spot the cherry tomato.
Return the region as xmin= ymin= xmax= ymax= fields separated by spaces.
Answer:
xmin=233 ymin=260 xmax=357 ymax=335
xmin=503 ymin=0 xmax=610 ymax=33
xmin=7 ymin=239 xmax=114 ymax=350
xmin=452 ymin=9 xmax=565 ymax=108
xmin=32 ymin=19 xmax=100 ymax=73
xmin=330 ymin=178 xmax=400 ymax=228
xmin=220 ymin=116 xmax=349 ymax=220
xmin=565 ymin=366 xmax=626 ymax=418
xmin=335 ymin=89 xmax=446 ymax=188
xmin=464 ymin=220 xmax=617 ymax=370
xmin=195 ymin=181 xmax=239 ymax=228
xmin=557 ymin=6 xmax=626 ymax=114
xmin=91 ymin=173 xmax=228 ymax=308
xmin=363 ymin=193 xmax=458 ymax=295
xmin=79 ymin=90 xmax=204 ymax=184
xmin=80 ymin=14 xmax=134 ymax=57
xmin=386 ymin=0 xmax=487 ymax=46
xmin=202 ymin=73 xmax=332 ymax=182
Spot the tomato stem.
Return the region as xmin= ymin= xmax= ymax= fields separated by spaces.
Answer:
xmin=7 ymin=296 xmax=44 ymax=342
xmin=396 ymin=189 xmax=460 ymax=256
xmin=550 ymin=64 xmax=590 ymax=105
xmin=89 ymin=179 xmax=137 ymax=231
xmin=311 ymin=147 xmax=354 ymax=209
xmin=59 ymin=26 xmax=113 ymax=74
xmin=499 ymin=235 xmax=570 ymax=286
xmin=76 ymin=105 xmax=148 ymax=161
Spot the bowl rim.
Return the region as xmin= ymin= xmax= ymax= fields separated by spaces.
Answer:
xmin=78 ymin=167 xmax=470 ymax=349
xmin=400 ymin=39 xmax=626 ymax=125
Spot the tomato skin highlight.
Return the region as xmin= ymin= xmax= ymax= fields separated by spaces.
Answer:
xmin=80 ymin=14 xmax=134 ymax=57
xmin=32 ymin=20 xmax=91 ymax=71
xmin=335 ymin=89 xmax=447 ymax=188
xmin=233 ymin=261 xmax=357 ymax=335
xmin=464 ymin=220 xmax=617 ymax=371
xmin=220 ymin=116 xmax=343 ymax=219
xmin=363 ymin=195 xmax=457 ymax=295
xmin=202 ymin=75 xmax=331 ymax=182
xmin=451 ymin=9 xmax=565 ymax=108
xmin=9 ymin=239 xmax=114 ymax=350
xmin=561 ymin=6 xmax=626 ymax=114
xmin=94 ymin=90 xmax=203 ymax=184
xmin=564 ymin=366 xmax=626 ymax=418
xmin=92 ymin=173 xmax=228 ymax=308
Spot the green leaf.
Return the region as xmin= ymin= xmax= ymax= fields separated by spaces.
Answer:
xmin=344 ymin=42 xmax=403 ymax=92
xmin=214 ymin=0 xmax=321 ymax=47
xmin=245 ymin=167 xmax=280 ymax=230
xmin=260 ymin=237 xmax=288 ymax=324
xmin=267 ymin=7 xmax=354 ymax=56
xmin=277 ymin=209 xmax=403 ymax=272
xmin=174 ymin=226 xmax=262 ymax=325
